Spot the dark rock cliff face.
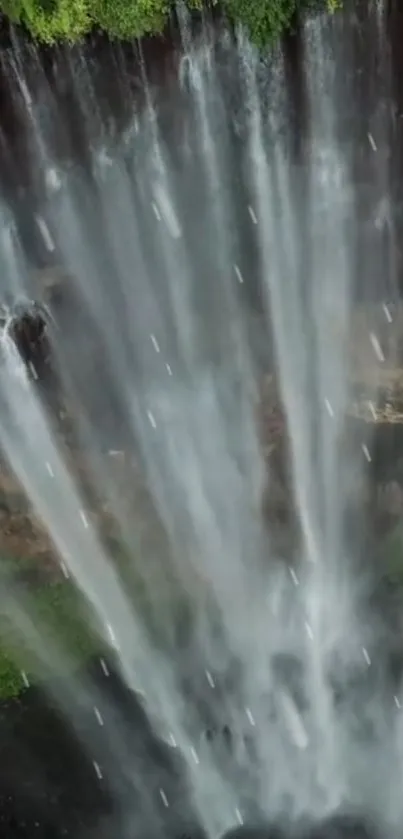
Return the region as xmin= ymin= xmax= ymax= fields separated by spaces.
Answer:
xmin=0 ymin=2 xmax=400 ymax=292
xmin=0 ymin=2 xmax=401 ymax=575
xmin=0 ymin=657 xmax=208 ymax=839
xmin=0 ymin=9 xmax=402 ymax=839
xmin=220 ymin=814 xmax=381 ymax=839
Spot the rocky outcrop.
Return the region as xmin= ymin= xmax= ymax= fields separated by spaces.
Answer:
xmin=2 ymin=287 xmax=403 ymax=579
xmin=0 ymin=460 xmax=58 ymax=583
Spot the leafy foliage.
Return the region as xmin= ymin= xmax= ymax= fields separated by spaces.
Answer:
xmin=224 ymin=0 xmax=298 ymax=47
xmin=88 ymin=0 xmax=168 ymax=39
xmin=2 ymin=0 xmax=91 ymax=42
xmin=0 ymin=0 xmax=341 ymax=44
xmin=222 ymin=0 xmax=340 ymax=47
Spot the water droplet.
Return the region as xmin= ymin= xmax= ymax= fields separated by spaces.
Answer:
xmin=29 ymin=361 xmax=38 ymax=380
xmin=369 ymin=332 xmax=385 ymax=362
xmin=79 ymin=510 xmax=89 ymax=529
xmin=280 ymin=691 xmax=309 ymax=749
xmin=106 ymin=624 xmax=119 ymax=649
xmin=35 ymin=215 xmax=55 ymax=253
xmin=245 ymin=707 xmax=255 ymax=726
xmin=233 ymin=263 xmax=244 ymax=284
xmin=93 ymin=761 xmax=103 ymax=780
xmin=159 ymin=788 xmax=169 ymax=807
xmin=235 ymin=809 xmax=244 ymax=826
xmin=190 ymin=747 xmax=199 ymax=764
xmin=289 ymin=567 xmax=299 ymax=586
xmin=151 ymin=201 xmax=161 ymax=221
xmin=147 ymin=410 xmax=157 ymax=429
xmin=205 ymin=670 xmax=215 ymax=688
xmin=21 ymin=670 xmax=30 ymax=689
xmin=305 ymin=622 xmax=314 ymax=640
xmin=361 ymin=443 xmax=372 ymax=463
xmin=61 ymin=562 xmax=70 ymax=580
xmin=248 ymin=205 xmax=258 ymax=224
xmin=362 ymin=647 xmax=371 ymax=666
xmin=100 ymin=658 xmax=110 ymax=677
xmin=94 ymin=707 xmax=104 ymax=726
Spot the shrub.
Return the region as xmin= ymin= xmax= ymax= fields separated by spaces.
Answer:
xmin=1 ymin=0 xmax=91 ymax=42
xmin=223 ymin=0 xmax=341 ymax=47
xmin=0 ymin=0 xmax=341 ymax=44
xmin=224 ymin=0 xmax=298 ymax=47
xmin=88 ymin=0 xmax=168 ymax=39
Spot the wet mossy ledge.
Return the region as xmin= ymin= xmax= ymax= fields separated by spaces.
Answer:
xmin=0 ymin=0 xmax=341 ymax=46
xmin=0 ymin=570 xmax=103 ymax=698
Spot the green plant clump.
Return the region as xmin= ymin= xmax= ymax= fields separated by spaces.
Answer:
xmin=1 ymin=0 xmax=92 ymax=41
xmin=223 ymin=0 xmax=340 ymax=47
xmin=0 ymin=0 xmax=340 ymax=45
xmin=0 ymin=576 xmax=102 ymax=699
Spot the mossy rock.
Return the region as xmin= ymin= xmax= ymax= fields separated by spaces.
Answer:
xmin=0 ymin=574 xmax=102 ymax=698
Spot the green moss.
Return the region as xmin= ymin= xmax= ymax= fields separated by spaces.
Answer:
xmin=0 ymin=649 xmax=26 ymax=698
xmin=0 ymin=0 xmax=341 ymax=44
xmin=31 ymin=582 xmax=100 ymax=660
xmin=0 ymin=534 xmax=192 ymax=698
xmin=0 ymin=574 xmax=102 ymax=699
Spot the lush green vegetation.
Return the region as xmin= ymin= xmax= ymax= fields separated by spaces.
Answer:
xmin=0 ymin=543 xmax=191 ymax=698
xmin=0 ymin=561 xmax=101 ymax=698
xmin=222 ymin=0 xmax=339 ymax=49
xmin=0 ymin=0 xmax=340 ymax=45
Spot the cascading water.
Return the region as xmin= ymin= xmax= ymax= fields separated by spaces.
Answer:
xmin=0 ymin=2 xmax=401 ymax=838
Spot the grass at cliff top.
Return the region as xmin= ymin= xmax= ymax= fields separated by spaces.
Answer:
xmin=0 ymin=0 xmax=341 ymax=46
xmin=0 ymin=568 xmax=102 ymax=699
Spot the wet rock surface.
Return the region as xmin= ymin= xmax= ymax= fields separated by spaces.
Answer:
xmin=0 ymin=658 xmax=203 ymax=839
xmin=221 ymin=828 xmax=286 ymax=839
xmin=2 ymin=296 xmax=403 ymax=585
xmin=0 ymin=654 xmax=387 ymax=839
xmin=0 ymin=8 xmax=403 ymax=838
xmin=302 ymin=815 xmax=380 ymax=839
xmin=220 ymin=815 xmax=380 ymax=839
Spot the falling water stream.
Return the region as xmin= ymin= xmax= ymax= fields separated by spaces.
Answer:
xmin=0 ymin=2 xmax=402 ymax=838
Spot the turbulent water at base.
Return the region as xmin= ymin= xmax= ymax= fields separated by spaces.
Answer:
xmin=0 ymin=2 xmax=401 ymax=838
